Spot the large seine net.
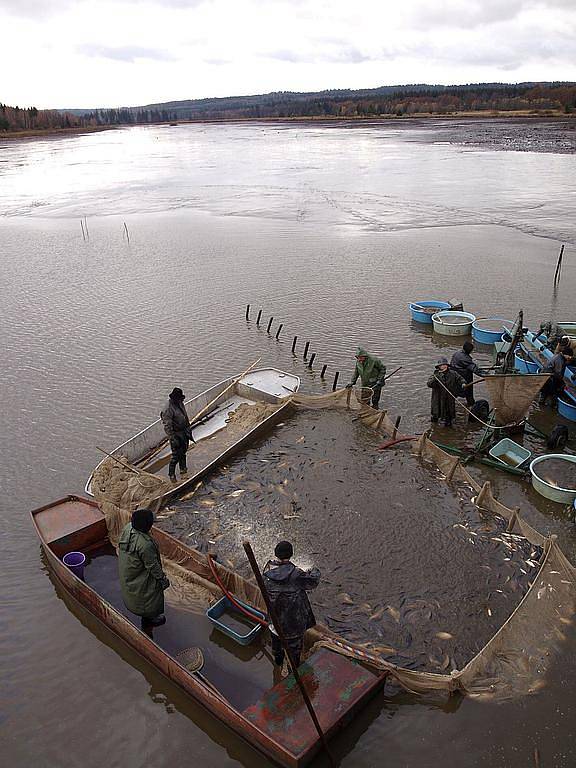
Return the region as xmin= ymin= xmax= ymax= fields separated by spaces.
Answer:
xmin=93 ymin=389 xmax=576 ymax=698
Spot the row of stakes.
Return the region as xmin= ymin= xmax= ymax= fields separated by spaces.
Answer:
xmin=245 ymin=304 xmax=340 ymax=391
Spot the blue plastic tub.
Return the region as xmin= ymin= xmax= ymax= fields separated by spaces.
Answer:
xmin=558 ymin=395 xmax=576 ymax=423
xmin=206 ymin=596 xmax=265 ymax=645
xmin=514 ymin=349 xmax=540 ymax=374
xmin=472 ymin=318 xmax=513 ymax=345
xmin=409 ymin=300 xmax=451 ymax=324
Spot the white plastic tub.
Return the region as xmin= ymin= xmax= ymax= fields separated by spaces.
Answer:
xmin=529 ymin=454 xmax=576 ymax=504
xmin=432 ymin=311 xmax=476 ymax=336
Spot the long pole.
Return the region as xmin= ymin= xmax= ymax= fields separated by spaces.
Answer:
xmin=242 ymin=541 xmax=335 ymax=767
xmin=96 ymin=446 xmax=145 ymax=476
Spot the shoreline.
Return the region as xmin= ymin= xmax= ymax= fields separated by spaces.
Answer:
xmin=0 ymin=110 xmax=574 ymax=140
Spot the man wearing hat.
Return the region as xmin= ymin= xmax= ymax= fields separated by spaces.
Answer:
xmin=161 ymin=387 xmax=195 ymax=483
xmin=427 ymin=358 xmax=465 ymax=427
xmin=118 ymin=508 xmax=170 ymax=628
xmin=346 ymin=346 xmax=387 ymax=408
xmin=263 ymin=541 xmax=321 ymax=671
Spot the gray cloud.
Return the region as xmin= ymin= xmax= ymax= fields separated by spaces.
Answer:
xmin=0 ymin=0 xmax=208 ymax=18
xmin=263 ymin=45 xmax=371 ymax=65
xmin=78 ymin=43 xmax=176 ymax=62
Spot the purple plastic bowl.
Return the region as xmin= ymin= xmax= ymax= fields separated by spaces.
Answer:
xmin=63 ymin=551 xmax=86 ymax=580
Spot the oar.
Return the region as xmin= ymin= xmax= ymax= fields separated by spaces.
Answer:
xmin=96 ymin=446 xmax=146 ymax=476
xmin=462 ymin=377 xmax=485 ymax=389
xmin=242 ymin=540 xmax=335 ymax=768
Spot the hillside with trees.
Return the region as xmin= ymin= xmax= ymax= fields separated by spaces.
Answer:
xmin=2 ymin=83 xmax=576 ymax=135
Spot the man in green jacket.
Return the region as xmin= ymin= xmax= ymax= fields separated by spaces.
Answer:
xmin=346 ymin=346 xmax=387 ymax=408
xmin=118 ymin=508 xmax=170 ymax=628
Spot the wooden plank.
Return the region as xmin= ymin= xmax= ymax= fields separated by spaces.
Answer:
xmin=243 ymin=648 xmax=384 ymax=763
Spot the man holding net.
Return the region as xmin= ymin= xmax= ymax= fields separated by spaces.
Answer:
xmin=346 ymin=347 xmax=387 ymax=408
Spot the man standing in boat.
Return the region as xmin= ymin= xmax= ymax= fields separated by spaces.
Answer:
xmin=346 ymin=347 xmax=387 ymax=409
xmin=161 ymin=387 xmax=195 ymax=483
xmin=450 ymin=341 xmax=483 ymax=406
xmin=263 ymin=541 xmax=320 ymax=672
xmin=118 ymin=508 xmax=170 ymax=629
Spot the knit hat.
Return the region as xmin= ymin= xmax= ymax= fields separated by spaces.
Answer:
xmin=274 ymin=540 xmax=293 ymax=560
xmin=435 ymin=357 xmax=449 ymax=368
xmin=132 ymin=508 xmax=154 ymax=533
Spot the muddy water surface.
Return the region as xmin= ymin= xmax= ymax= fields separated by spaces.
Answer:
xmin=1 ymin=121 xmax=576 ymax=767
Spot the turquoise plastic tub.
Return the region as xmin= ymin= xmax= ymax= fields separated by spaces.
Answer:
xmin=488 ymin=438 xmax=531 ymax=469
xmin=409 ymin=300 xmax=451 ymax=324
xmin=558 ymin=395 xmax=576 ymax=423
xmin=206 ymin=596 xmax=265 ymax=645
xmin=472 ymin=318 xmax=513 ymax=345
xmin=514 ymin=349 xmax=540 ymax=374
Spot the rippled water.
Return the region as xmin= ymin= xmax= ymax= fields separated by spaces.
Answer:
xmin=1 ymin=122 xmax=576 ymax=767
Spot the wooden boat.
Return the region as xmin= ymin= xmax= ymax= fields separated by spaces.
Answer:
xmin=31 ymin=495 xmax=386 ymax=767
xmin=85 ymin=368 xmax=300 ymax=503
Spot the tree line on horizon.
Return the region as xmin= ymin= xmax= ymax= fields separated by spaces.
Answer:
xmin=2 ymin=83 xmax=576 ymax=133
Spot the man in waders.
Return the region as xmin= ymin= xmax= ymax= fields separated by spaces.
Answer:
xmin=346 ymin=346 xmax=387 ymax=408
xmin=263 ymin=541 xmax=320 ymax=673
xmin=161 ymin=387 xmax=195 ymax=483
xmin=118 ymin=508 xmax=170 ymax=629
xmin=427 ymin=357 xmax=465 ymax=427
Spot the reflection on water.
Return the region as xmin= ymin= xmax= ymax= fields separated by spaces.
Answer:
xmin=1 ymin=123 xmax=576 ymax=767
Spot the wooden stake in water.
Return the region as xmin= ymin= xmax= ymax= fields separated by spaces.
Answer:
xmin=303 ymin=341 xmax=310 ymax=360
xmin=320 ymin=364 xmax=327 ymax=378
xmin=554 ymin=244 xmax=565 ymax=286
xmin=256 ymin=309 xmax=262 ymax=325
xmin=84 ymin=217 xmax=89 ymax=240
xmin=242 ymin=541 xmax=335 ymax=768
xmin=123 ymin=222 xmax=130 ymax=243
xmin=80 ymin=219 xmax=86 ymax=241
xmin=308 ymin=353 xmax=316 ymax=369
xmin=267 ymin=317 xmax=274 ymax=333
xmin=332 ymin=371 xmax=339 ymax=391
xmin=291 ymin=336 xmax=298 ymax=354
xmin=245 ymin=304 xmax=251 ymax=321
xmin=275 ymin=323 xmax=283 ymax=340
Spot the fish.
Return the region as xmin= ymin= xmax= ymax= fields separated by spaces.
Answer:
xmin=372 ymin=645 xmax=397 ymax=655
xmin=228 ymin=489 xmax=245 ymax=498
xmin=296 ymin=436 xmax=305 ymax=443
xmin=486 ymin=607 xmax=492 ymax=617
xmin=200 ymin=499 xmax=216 ymax=507
xmin=436 ymin=631 xmax=454 ymax=640
xmin=369 ymin=607 xmax=385 ymax=621
xmin=338 ymin=593 xmax=354 ymax=605
xmin=282 ymin=514 xmax=300 ymax=520
xmin=386 ymin=606 xmax=400 ymax=622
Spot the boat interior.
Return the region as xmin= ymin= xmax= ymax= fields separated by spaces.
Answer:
xmin=86 ymin=369 xmax=300 ymax=492
xmin=33 ymin=496 xmax=384 ymax=760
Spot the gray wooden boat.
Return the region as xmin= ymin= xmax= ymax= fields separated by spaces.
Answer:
xmin=85 ymin=368 xmax=300 ymax=502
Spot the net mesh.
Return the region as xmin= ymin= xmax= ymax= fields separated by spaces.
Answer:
xmin=482 ymin=373 xmax=551 ymax=426
xmin=93 ymin=389 xmax=576 ymax=698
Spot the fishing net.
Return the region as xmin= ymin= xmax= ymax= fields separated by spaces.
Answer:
xmin=92 ymin=389 xmax=576 ymax=698
xmin=482 ymin=373 xmax=551 ymax=426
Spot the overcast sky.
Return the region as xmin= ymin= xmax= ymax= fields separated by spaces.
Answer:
xmin=1 ymin=0 xmax=575 ymax=109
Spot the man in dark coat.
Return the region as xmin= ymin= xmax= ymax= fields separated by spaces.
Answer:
xmin=263 ymin=541 xmax=320 ymax=670
xmin=427 ymin=358 xmax=465 ymax=427
xmin=450 ymin=341 xmax=483 ymax=406
xmin=118 ymin=508 xmax=170 ymax=628
xmin=540 ymin=350 xmax=572 ymax=406
xmin=161 ymin=387 xmax=195 ymax=483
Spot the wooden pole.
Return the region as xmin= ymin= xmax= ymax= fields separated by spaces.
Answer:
xmin=275 ymin=323 xmax=283 ymax=340
xmin=267 ymin=317 xmax=274 ymax=333
xmin=245 ymin=304 xmax=251 ymax=321
xmin=242 ymin=541 xmax=335 ymax=767
xmin=123 ymin=222 xmax=130 ymax=243
xmin=303 ymin=341 xmax=310 ymax=360
xmin=80 ymin=219 xmax=86 ymax=241
xmin=291 ymin=336 xmax=298 ymax=354
xmin=256 ymin=309 xmax=263 ymax=325
xmin=96 ymin=446 xmax=145 ymax=476
xmin=553 ymin=244 xmax=565 ymax=286
xmin=308 ymin=353 xmax=316 ymax=369
xmin=332 ymin=371 xmax=339 ymax=391
xmin=392 ymin=415 xmax=401 ymax=440
xmin=320 ymin=364 xmax=327 ymax=378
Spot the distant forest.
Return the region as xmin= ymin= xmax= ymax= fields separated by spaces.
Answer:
xmin=2 ymin=82 xmax=576 ymax=133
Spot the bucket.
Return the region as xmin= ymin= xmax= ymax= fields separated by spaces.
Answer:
xmin=431 ymin=311 xmax=476 ymax=336
xmin=63 ymin=551 xmax=86 ymax=579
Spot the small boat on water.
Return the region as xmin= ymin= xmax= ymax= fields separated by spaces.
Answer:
xmin=31 ymin=495 xmax=386 ymax=767
xmin=85 ymin=368 xmax=300 ymax=503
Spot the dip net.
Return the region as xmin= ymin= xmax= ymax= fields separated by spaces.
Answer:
xmin=92 ymin=389 xmax=576 ymax=698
